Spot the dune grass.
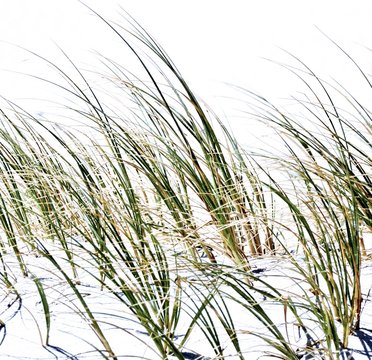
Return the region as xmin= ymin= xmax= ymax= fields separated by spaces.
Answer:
xmin=0 ymin=6 xmax=370 ymax=360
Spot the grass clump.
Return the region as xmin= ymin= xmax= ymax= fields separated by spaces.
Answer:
xmin=0 ymin=6 xmax=370 ymax=360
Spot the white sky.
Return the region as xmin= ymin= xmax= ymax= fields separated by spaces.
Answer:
xmin=0 ymin=1 xmax=372 ymax=132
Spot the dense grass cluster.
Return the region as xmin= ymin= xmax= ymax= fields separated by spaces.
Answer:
xmin=0 ymin=8 xmax=370 ymax=360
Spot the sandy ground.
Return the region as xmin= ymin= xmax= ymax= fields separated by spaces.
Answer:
xmin=0 ymin=243 xmax=371 ymax=360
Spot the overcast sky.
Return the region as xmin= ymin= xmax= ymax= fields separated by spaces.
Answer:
xmin=1 ymin=1 xmax=372 ymax=130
